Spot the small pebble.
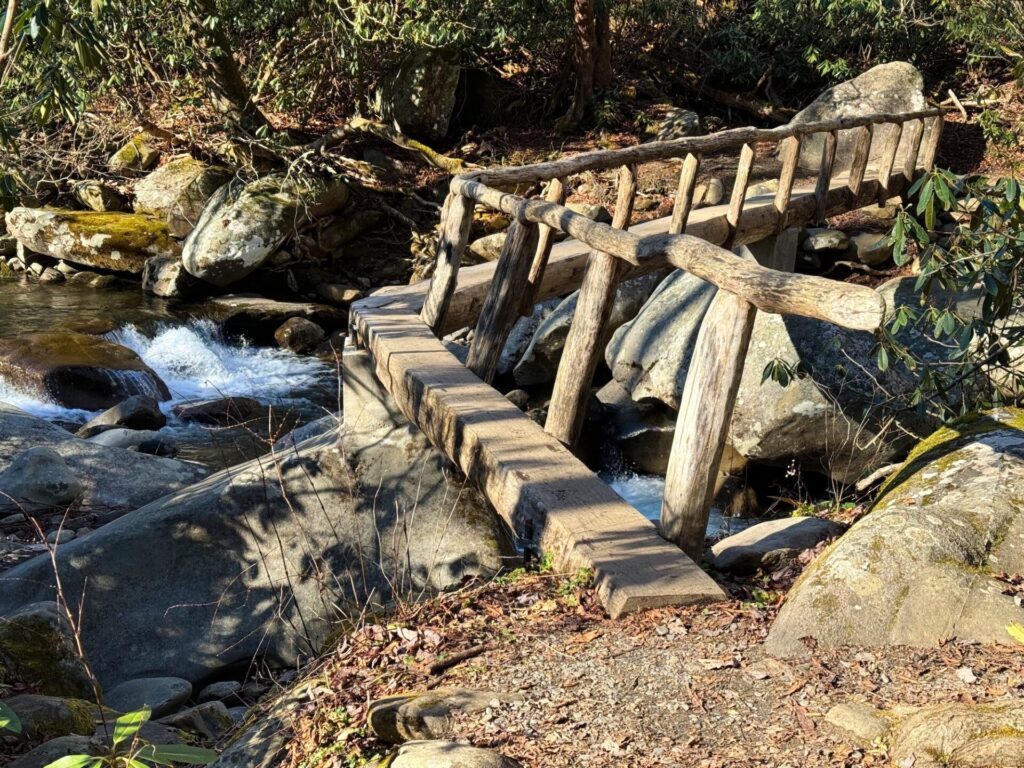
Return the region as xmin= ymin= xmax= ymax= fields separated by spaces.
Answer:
xmin=197 ymin=680 xmax=243 ymax=703
xmin=75 ymin=527 xmax=94 ymax=538
xmin=0 ymin=513 xmax=26 ymax=526
xmin=45 ymin=529 xmax=74 ymax=545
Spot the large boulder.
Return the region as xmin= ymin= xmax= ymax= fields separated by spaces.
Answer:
xmin=789 ymin=61 xmax=934 ymax=173
xmin=0 ymin=447 xmax=83 ymax=511
xmin=76 ymin=395 xmax=166 ymax=438
xmin=182 ymin=175 xmax=349 ymax=287
xmin=134 ymin=156 xmax=233 ymax=238
xmin=0 ymin=414 xmax=513 ymax=687
xmin=0 ymin=332 xmax=170 ymax=409
xmin=767 ymin=409 xmax=1024 ymax=656
xmin=0 ymin=602 xmax=92 ymax=698
xmin=607 ymin=273 xmax=967 ymax=483
xmin=513 ymin=273 xmax=662 ymax=386
xmin=141 ymin=255 xmax=204 ymax=299
xmin=0 ymin=403 xmax=209 ymax=514
xmin=4 ymin=208 xmax=180 ymax=274
xmin=374 ymin=49 xmax=460 ymax=140
xmin=207 ymin=295 xmax=345 ymax=344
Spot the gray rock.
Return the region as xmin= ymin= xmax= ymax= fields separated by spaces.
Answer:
xmin=171 ymin=396 xmax=263 ymax=427
xmin=0 ymin=447 xmax=83 ymax=510
xmin=38 ymin=267 xmax=64 ymax=284
xmin=158 ymin=701 xmax=234 ymax=739
xmin=316 ymin=283 xmax=362 ymax=305
xmin=496 ymin=297 xmax=560 ymax=377
xmin=87 ymin=428 xmax=177 ymax=458
xmin=889 ymin=701 xmax=1024 ymax=768
xmin=73 ymin=181 xmax=128 ymax=213
xmin=0 ymin=602 xmax=92 ymax=698
xmin=45 ymin=529 xmax=74 ymax=545
xmin=142 ymin=256 xmax=204 ymax=299
xmin=134 ymin=156 xmax=233 ymax=238
xmin=197 ymin=680 xmax=242 ymax=704
xmin=0 ymin=413 xmax=513 ymax=687
xmin=273 ymin=317 xmax=325 ymax=354
xmin=653 ymin=108 xmax=701 ymax=141
xmin=369 ymin=688 xmax=519 ymax=744
xmin=226 ymin=706 xmax=248 ymax=723
xmin=271 ymin=414 xmax=339 ymax=453
xmin=76 ymin=395 xmax=166 ymax=438
xmin=514 ymin=273 xmax=662 ymax=386
xmin=565 ymin=201 xmax=612 ymax=224
xmin=374 ymin=49 xmax=460 ymax=139
xmin=467 ymin=232 xmax=505 ymax=262
xmin=698 ymin=177 xmax=725 ymax=207
xmin=105 ymin=677 xmax=192 ymax=718
xmin=789 ymin=62 xmax=931 ymax=173
xmin=2 ymin=694 xmax=97 ymax=741
xmin=92 ymin=719 xmax=186 ymax=747
xmin=209 ymin=689 xmax=305 ymax=768
xmin=767 ymin=409 xmax=1024 ymax=656
xmin=710 ymin=517 xmax=844 ymax=574
xmin=801 ymin=228 xmax=848 ymax=252
xmin=108 ymin=133 xmax=160 ymax=175
xmin=182 ymin=175 xmax=349 ymax=287
xmin=596 ymin=380 xmax=677 ymax=475
xmin=385 ymin=741 xmax=521 ymax=768
xmin=207 ymin=295 xmax=345 ymax=343
xmin=849 ymin=231 xmax=893 ymax=266
xmin=825 ymin=702 xmax=890 ymax=744
xmin=7 ymin=735 xmax=100 ymax=768
xmin=0 ymin=403 xmax=208 ymax=515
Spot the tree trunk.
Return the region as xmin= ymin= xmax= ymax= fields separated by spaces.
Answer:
xmin=183 ymin=0 xmax=270 ymax=134
xmin=594 ymin=1 xmax=612 ymax=90
xmin=556 ymin=0 xmax=597 ymax=133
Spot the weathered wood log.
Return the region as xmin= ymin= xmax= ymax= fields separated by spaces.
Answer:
xmin=920 ymin=115 xmax=944 ymax=172
xmin=471 ymin=108 xmax=944 ymax=186
xmin=545 ymin=165 xmax=637 ymax=446
xmin=774 ymin=136 xmax=801 ymax=233
xmin=670 ymin=154 xmax=701 ymax=235
xmin=519 ymin=178 xmax=567 ymax=315
xmin=660 ymin=284 xmax=757 ymax=560
xmin=466 ymin=219 xmax=540 ymax=382
xmin=453 ymin=176 xmax=886 ymax=331
xmin=814 ymin=130 xmax=838 ymax=223
xmin=876 ymin=122 xmax=904 ymax=199
xmin=902 ymin=118 xmax=925 ymax=181
xmin=847 ymin=126 xmax=872 ymax=198
xmin=725 ymin=143 xmax=755 ymax=247
xmin=422 ymin=190 xmax=475 ymax=333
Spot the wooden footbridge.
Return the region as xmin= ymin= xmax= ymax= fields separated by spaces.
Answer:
xmin=348 ymin=108 xmax=945 ymax=617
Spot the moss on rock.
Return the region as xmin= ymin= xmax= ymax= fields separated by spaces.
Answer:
xmin=108 ymin=133 xmax=160 ymax=175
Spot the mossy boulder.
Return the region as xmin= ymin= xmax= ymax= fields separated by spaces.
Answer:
xmin=0 ymin=332 xmax=170 ymax=409
xmin=767 ymin=408 xmax=1024 ymax=656
xmin=182 ymin=174 xmax=349 ymax=287
xmin=2 ymin=694 xmax=99 ymax=742
xmin=108 ymin=133 xmax=160 ymax=175
xmin=4 ymin=208 xmax=180 ymax=274
xmin=0 ymin=603 xmax=93 ymax=699
xmin=134 ymin=156 xmax=233 ymax=238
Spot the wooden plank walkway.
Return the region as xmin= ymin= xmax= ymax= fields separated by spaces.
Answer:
xmin=349 ymin=175 xmax=906 ymax=616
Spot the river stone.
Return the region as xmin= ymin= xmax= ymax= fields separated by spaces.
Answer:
xmin=801 ymin=228 xmax=848 ymax=252
xmin=653 ymin=107 xmax=701 ymax=141
xmin=7 ymin=735 xmax=101 ymax=768
xmin=0 ymin=414 xmax=513 ymax=686
xmin=2 ymin=694 xmax=97 ymax=741
xmin=134 ymin=156 xmax=233 ymax=238
xmin=0 ymin=332 xmax=170 ymax=409
xmin=710 ymin=517 xmax=844 ymax=574
xmin=0 ymin=602 xmax=92 ymax=698
xmin=76 ymin=395 xmax=166 ymax=437
xmin=384 ymin=741 xmax=521 ymax=768
xmin=157 ymin=701 xmax=233 ymax=740
xmin=271 ymin=414 xmax=339 ymax=453
xmin=513 ymin=272 xmax=662 ymax=386
xmin=369 ymin=689 xmax=519 ymax=744
xmin=109 ymin=133 xmax=160 ymax=175
xmin=496 ymin=297 xmax=560 ymax=377
xmin=209 ymin=688 xmax=306 ymax=768
xmin=565 ymin=201 xmax=612 ymax=224
xmin=172 ymin=396 xmax=263 ymax=426
xmin=182 ymin=174 xmax=349 ymax=287
xmin=104 ymin=677 xmax=192 ymax=718
xmin=142 ymin=255 xmax=204 ymax=299
xmin=849 ymin=231 xmax=893 ymax=266
xmin=824 ymin=702 xmax=891 ymax=744
xmin=789 ymin=62 xmax=932 ymax=173
xmin=207 ymin=295 xmax=345 ymax=344
xmin=467 ymin=232 xmax=506 ymax=262
xmin=0 ymin=403 xmax=209 ymax=514
xmin=273 ymin=317 xmax=324 ymax=354
xmin=0 ymin=447 xmax=83 ymax=510
xmin=767 ymin=409 xmax=1024 ymax=656
xmin=4 ymin=208 xmax=180 ymax=274
xmin=596 ymin=380 xmax=676 ymax=475
xmin=197 ymin=680 xmax=242 ymax=704
xmin=73 ymin=181 xmax=128 ymax=213
xmin=374 ymin=49 xmax=460 ymax=139
xmin=608 ymin=273 xmax=967 ymax=483
xmin=86 ymin=428 xmax=177 ymax=457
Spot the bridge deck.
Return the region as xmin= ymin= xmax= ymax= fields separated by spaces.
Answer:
xmin=350 ymin=175 xmax=904 ymax=616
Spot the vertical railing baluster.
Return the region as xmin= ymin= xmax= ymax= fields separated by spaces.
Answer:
xmin=519 ymin=178 xmax=567 ymax=316
xmin=920 ymin=115 xmax=944 ymax=172
xmin=902 ymin=118 xmax=925 ymax=183
xmin=774 ymin=135 xmax=801 ymax=233
xmin=670 ymin=153 xmax=701 ymax=235
xmin=814 ymin=130 xmax=838 ymax=223
xmin=545 ymin=164 xmax=638 ymax=447
xmin=847 ymin=125 xmax=872 ymax=200
xmin=422 ymin=190 xmax=474 ymax=334
xmin=876 ymin=121 xmax=904 ymax=201
xmin=725 ymin=143 xmax=756 ymax=248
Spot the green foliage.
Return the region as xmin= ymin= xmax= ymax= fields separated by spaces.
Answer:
xmin=880 ymin=169 xmax=1024 ymax=420
xmin=0 ymin=700 xmax=22 ymax=733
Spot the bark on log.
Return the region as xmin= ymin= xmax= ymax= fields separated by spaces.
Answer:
xmin=422 ymin=191 xmax=474 ymax=333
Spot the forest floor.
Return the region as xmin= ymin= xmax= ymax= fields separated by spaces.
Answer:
xmin=282 ymin=552 xmax=1024 ymax=768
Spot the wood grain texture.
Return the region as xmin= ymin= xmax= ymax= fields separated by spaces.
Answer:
xmin=661 ymin=286 xmax=757 ymax=560
xmin=520 ymin=178 xmax=566 ymax=315
xmin=421 ymin=190 xmax=474 ymax=333
xmin=902 ymin=118 xmax=925 ymax=182
xmin=670 ymin=153 xmax=701 ymax=235
xmin=726 ymin=143 xmax=755 ymax=246
xmin=774 ymin=136 xmax=801 ymax=232
xmin=876 ymin=122 xmax=904 ymax=199
xmin=847 ymin=126 xmax=872 ymax=198
xmin=814 ymin=130 xmax=838 ymax=223
xmin=920 ymin=115 xmax=944 ymax=172
xmin=466 ymin=219 xmax=540 ymax=382
xmin=545 ymin=165 xmax=637 ymax=446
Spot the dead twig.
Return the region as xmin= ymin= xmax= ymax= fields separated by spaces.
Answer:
xmin=428 ymin=643 xmax=492 ymax=675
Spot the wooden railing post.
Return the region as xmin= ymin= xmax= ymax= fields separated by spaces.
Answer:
xmin=846 ymin=125 xmax=872 ymax=199
xmin=660 ymin=284 xmax=757 ymax=560
xmin=519 ymin=178 xmax=567 ymax=315
xmin=814 ymin=130 xmax=838 ymax=223
xmin=774 ymin=136 xmax=801 ymax=233
xmin=670 ymin=153 xmax=701 ymax=235
xmin=465 ymin=219 xmax=540 ymax=382
xmin=876 ymin=121 xmax=904 ymax=200
xmin=422 ymin=191 xmax=474 ymax=333
xmin=920 ymin=115 xmax=944 ymax=172
xmin=545 ymin=165 xmax=638 ymax=446
xmin=725 ymin=144 xmax=755 ymax=248
xmin=901 ymin=118 xmax=925 ymax=182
